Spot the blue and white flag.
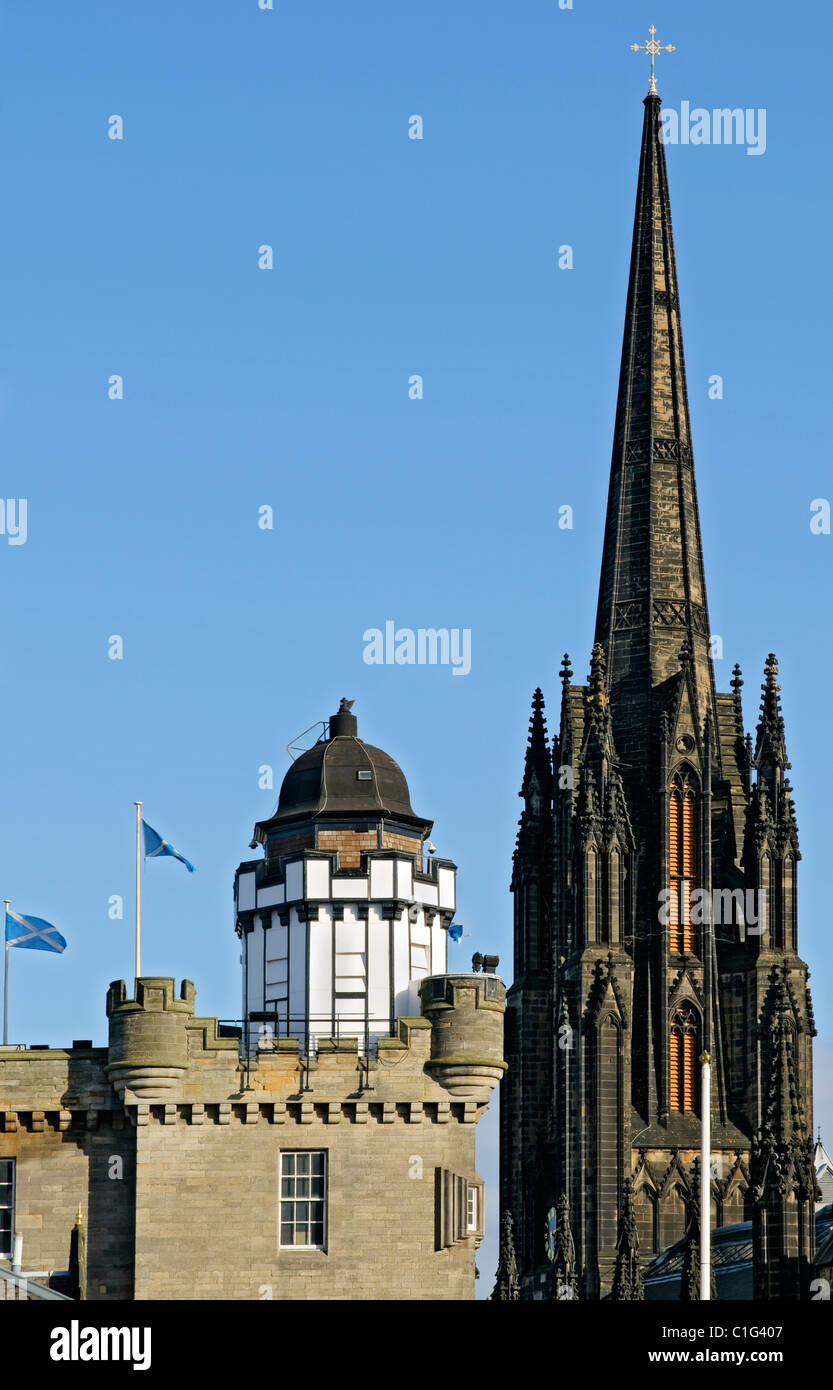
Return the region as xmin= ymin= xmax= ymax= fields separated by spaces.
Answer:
xmin=5 ymin=909 xmax=67 ymax=953
xmin=142 ymin=820 xmax=195 ymax=873
xmin=448 ymin=921 xmax=463 ymax=943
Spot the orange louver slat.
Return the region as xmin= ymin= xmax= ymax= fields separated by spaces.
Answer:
xmin=670 ymin=1026 xmax=681 ymax=1111
xmin=669 ymin=791 xmax=681 ymax=875
xmin=683 ymin=1028 xmax=695 ymax=1111
xmin=682 ymin=789 xmax=695 ymax=952
xmin=669 ymin=897 xmax=680 ymax=955
xmin=669 ymin=788 xmax=680 ymax=952
xmin=670 ymin=1006 xmax=698 ymax=1114
xmin=682 ymin=792 xmax=695 ymax=875
xmin=669 ymin=884 xmax=681 ymax=925
xmin=669 ymin=774 xmax=696 ymax=954
xmin=681 ymin=878 xmax=693 ymax=954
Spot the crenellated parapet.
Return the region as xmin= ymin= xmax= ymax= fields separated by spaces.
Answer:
xmin=106 ymin=977 xmax=203 ymax=1100
xmin=3 ymin=974 xmax=505 ymax=1115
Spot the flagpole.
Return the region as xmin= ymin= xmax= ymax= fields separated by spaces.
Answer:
xmin=134 ymin=802 xmax=142 ymax=984
xmin=3 ymin=900 xmax=10 ymax=1046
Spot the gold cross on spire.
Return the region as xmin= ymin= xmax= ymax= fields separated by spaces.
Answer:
xmin=630 ymin=24 xmax=675 ymax=95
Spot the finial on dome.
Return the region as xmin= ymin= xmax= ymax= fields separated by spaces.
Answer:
xmin=330 ymin=699 xmax=358 ymax=738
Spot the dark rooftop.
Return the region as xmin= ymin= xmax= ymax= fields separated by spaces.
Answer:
xmin=644 ymin=1205 xmax=833 ymax=1300
xmin=258 ymin=701 xmax=431 ymax=833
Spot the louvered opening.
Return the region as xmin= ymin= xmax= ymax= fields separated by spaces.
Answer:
xmin=669 ymin=1022 xmax=681 ymax=1111
xmin=669 ymin=770 xmax=696 ymax=954
xmin=683 ymin=1027 xmax=695 ymax=1111
xmin=669 ymin=1005 xmax=698 ymax=1114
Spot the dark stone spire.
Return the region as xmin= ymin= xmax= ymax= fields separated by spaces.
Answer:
xmin=730 ymin=663 xmax=752 ymax=793
xmin=757 ymin=965 xmax=809 ymax=1148
xmin=556 ymin=654 xmax=575 ymax=788
xmin=751 ymin=965 xmax=817 ymax=1298
xmin=585 ymin=642 xmax=612 ymax=747
xmin=492 ymin=1210 xmax=521 ymax=1301
xmin=514 ymin=689 xmax=553 ymax=879
xmin=749 ymin=654 xmax=799 ymax=856
xmin=550 ymin=1193 xmax=578 ymax=1300
xmin=502 ymin=79 xmax=815 ymax=1305
xmin=611 ymin=1177 xmax=644 ymax=1301
xmin=754 ymin=653 xmax=790 ymax=783
xmin=730 ymin=663 xmax=745 ymax=736
xmin=594 ymin=92 xmax=718 ymax=774
xmin=520 ymin=688 xmax=551 ymax=801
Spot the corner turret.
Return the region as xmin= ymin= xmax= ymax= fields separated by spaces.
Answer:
xmin=419 ymin=971 xmax=506 ymax=1099
xmin=106 ymin=977 xmax=196 ymax=1099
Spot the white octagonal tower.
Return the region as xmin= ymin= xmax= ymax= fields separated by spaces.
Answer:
xmin=234 ymin=701 xmax=456 ymax=1054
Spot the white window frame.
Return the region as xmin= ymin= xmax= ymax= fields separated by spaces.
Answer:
xmin=279 ymin=1150 xmax=327 ymax=1251
xmin=0 ymin=1159 xmax=14 ymax=1260
xmin=467 ymin=1183 xmax=478 ymax=1234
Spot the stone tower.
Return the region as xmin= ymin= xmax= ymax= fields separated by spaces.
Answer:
xmin=235 ymin=699 xmax=459 ymax=1055
xmin=0 ymin=702 xmax=504 ymax=1300
xmin=500 ymin=88 xmax=816 ymax=1300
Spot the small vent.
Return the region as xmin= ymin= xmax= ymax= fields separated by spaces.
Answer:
xmin=356 ymin=770 xmax=372 ymax=781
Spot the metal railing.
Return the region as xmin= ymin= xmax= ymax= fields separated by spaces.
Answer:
xmin=220 ymin=1012 xmax=397 ymax=1070
xmin=0 ymin=1264 xmax=72 ymax=1300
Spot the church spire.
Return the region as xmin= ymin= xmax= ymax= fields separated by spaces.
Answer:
xmin=611 ymin=1177 xmax=644 ymax=1301
xmin=520 ymin=688 xmax=551 ymax=801
xmin=751 ymin=964 xmax=817 ymax=1298
xmin=754 ymin=653 xmax=790 ymax=783
xmin=758 ymin=964 xmax=809 ymax=1143
xmin=594 ymin=88 xmax=717 ymax=765
xmin=492 ymin=1211 xmax=521 ymax=1301
xmin=550 ymin=1193 xmax=578 ymax=1300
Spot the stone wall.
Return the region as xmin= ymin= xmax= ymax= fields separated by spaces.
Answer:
xmin=0 ymin=975 xmax=502 ymax=1300
xmin=131 ymin=1102 xmax=479 ymax=1300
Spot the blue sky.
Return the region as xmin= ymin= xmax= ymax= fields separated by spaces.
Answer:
xmin=0 ymin=0 xmax=830 ymax=1296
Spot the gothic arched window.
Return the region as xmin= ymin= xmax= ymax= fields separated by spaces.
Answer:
xmin=669 ymin=1004 xmax=698 ymax=1114
xmin=669 ymin=769 xmax=697 ymax=954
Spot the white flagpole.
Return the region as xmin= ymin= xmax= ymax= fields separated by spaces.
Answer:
xmin=700 ymin=1049 xmax=711 ymax=1300
xmin=134 ymin=803 xmax=142 ymax=984
xmin=3 ymin=900 xmax=10 ymax=1046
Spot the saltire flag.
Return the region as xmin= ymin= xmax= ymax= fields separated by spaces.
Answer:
xmin=448 ymin=921 xmax=463 ymax=943
xmin=142 ymin=820 xmax=195 ymax=873
xmin=5 ymin=909 xmax=67 ymax=953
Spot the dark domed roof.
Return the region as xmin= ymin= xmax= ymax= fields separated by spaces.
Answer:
xmin=264 ymin=703 xmax=429 ymax=830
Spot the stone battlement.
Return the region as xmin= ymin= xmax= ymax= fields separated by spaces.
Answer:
xmin=1 ymin=974 xmax=505 ymax=1109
